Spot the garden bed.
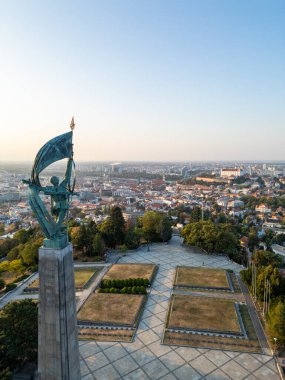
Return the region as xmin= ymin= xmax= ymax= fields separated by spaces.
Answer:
xmin=163 ymin=295 xmax=261 ymax=353
xmin=25 ymin=267 xmax=102 ymax=292
xmin=77 ymin=293 xmax=147 ymax=342
xmin=167 ymin=295 xmax=241 ymax=334
xmin=174 ymin=266 xmax=233 ymax=291
xmin=103 ymin=263 xmax=157 ymax=283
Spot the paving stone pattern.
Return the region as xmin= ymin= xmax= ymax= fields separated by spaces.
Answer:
xmin=79 ymin=236 xmax=279 ymax=379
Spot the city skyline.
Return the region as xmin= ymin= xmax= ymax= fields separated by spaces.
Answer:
xmin=0 ymin=0 xmax=284 ymax=162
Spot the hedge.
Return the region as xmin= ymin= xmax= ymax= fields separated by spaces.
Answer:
xmin=102 ymin=278 xmax=149 ymax=289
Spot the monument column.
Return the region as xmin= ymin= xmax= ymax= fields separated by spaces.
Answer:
xmin=38 ymin=244 xmax=80 ymax=380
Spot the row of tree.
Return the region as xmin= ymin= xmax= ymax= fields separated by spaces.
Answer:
xmin=181 ymin=220 xmax=246 ymax=264
xmin=69 ymin=207 xmax=172 ymax=257
xmin=0 ymin=227 xmax=42 ymax=265
xmin=240 ymin=250 xmax=285 ymax=349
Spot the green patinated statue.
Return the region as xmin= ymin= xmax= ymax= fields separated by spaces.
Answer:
xmin=23 ymin=118 xmax=78 ymax=249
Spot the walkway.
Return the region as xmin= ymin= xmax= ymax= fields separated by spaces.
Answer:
xmin=0 ymin=271 xmax=38 ymax=309
xmin=79 ymin=236 xmax=280 ymax=379
xmin=238 ymin=276 xmax=271 ymax=355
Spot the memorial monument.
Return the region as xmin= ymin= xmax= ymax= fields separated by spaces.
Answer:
xmin=23 ymin=118 xmax=81 ymax=380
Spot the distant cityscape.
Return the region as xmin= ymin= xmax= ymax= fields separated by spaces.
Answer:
xmin=1 ymin=161 xmax=285 ymax=247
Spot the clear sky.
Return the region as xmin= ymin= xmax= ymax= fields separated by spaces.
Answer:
xmin=0 ymin=0 xmax=284 ymax=162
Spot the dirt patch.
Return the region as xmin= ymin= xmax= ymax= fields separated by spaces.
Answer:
xmin=104 ymin=263 xmax=157 ymax=282
xmin=77 ymin=293 xmax=145 ymax=325
xmin=175 ymin=266 xmax=229 ymax=289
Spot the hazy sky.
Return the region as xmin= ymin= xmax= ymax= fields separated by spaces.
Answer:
xmin=0 ymin=0 xmax=284 ymax=162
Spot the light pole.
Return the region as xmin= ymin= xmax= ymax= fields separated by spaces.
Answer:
xmin=273 ymin=337 xmax=278 ymax=356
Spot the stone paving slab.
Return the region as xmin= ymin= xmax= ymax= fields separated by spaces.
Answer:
xmin=173 ymin=364 xmax=202 ymax=380
xmin=93 ymin=363 xmax=120 ymax=380
xmin=159 ymin=350 xmax=186 ymax=371
xmin=252 ymin=365 xmax=279 ymax=380
xmin=112 ymin=355 xmax=139 ymax=377
xmin=79 ymin=236 xmax=279 ymax=379
xmin=204 ymin=368 xmax=230 ymax=379
xmin=204 ymin=350 xmax=231 ymax=367
xmin=220 ymin=360 xmax=250 ymax=379
xmin=141 ymin=358 xmax=170 ymax=379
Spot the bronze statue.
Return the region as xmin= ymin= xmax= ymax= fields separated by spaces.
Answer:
xmin=23 ymin=118 xmax=78 ymax=249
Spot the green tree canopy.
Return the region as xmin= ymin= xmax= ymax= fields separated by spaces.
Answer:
xmin=20 ymin=238 xmax=43 ymax=265
xmin=99 ymin=207 xmax=126 ymax=248
xmin=0 ymin=299 xmax=38 ymax=372
xmin=159 ymin=215 xmax=172 ymax=242
xmin=70 ymin=221 xmax=97 ymax=255
xmin=139 ymin=211 xmax=172 ymax=243
xmin=92 ymin=233 xmax=106 ymax=258
xmin=13 ymin=229 xmax=33 ymax=245
xmin=267 ymin=301 xmax=285 ymax=347
xmin=252 ymin=250 xmax=283 ymax=268
xmin=182 ymin=221 xmax=241 ymax=258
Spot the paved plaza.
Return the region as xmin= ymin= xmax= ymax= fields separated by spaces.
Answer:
xmin=79 ymin=236 xmax=279 ymax=379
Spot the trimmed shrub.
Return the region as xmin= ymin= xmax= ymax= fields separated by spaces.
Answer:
xmin=0 ymin=278 xmax=5 ymax=290
xmin=5 ymin=283 xmax=17 ymax=292
xmin=15 ymin=274 xmax=30 ymax=283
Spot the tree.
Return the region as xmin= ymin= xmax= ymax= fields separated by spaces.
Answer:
xmin=20 ymin=238 xmax=43 ymax=265
xmin=109 ymin=206 xmax=126 ymax=246
xmin=0 ymin=259 xmax=25 ymax=275
xmin=92 ymin=233 xmax=106 ymax=258
xmin=85 ymin=221 xmax=98 ymax=255
xmin=7 ymin=245 xmax=23 ymax=260
xmin=140 ymin=211 xmax=161 ymax=243
xmin=273 ymin=233 xmax=285 ymax=246
xmin=0 ymin=278 xmax=5 ymax=290
xmin=252 ymin=250 xmax=283 ymax=268
xmin=256 ymin=265 xmax=283 ymax=300
xmin=100 ymin=207 xmax=126 ymax=248
xmin=0 ymin=239 xmax=18 ymax=258
xmin=124 ymin=227 xmax=140 ymax=249
xmin=99 ymin=219 xmax=116 ymax=248
xmin=262 ymin=229 xmax=275 ymax=247
xmin=0 ymin=223 xmax=5 ymax=235
xmin=0 ymin=299 xmax=38 ymax=372
xmin=70 ymin=221 xmax=97 ymax=255
xmin=0 ymin=367 xmax=12 ymax=380
xmin=159 ymin=216 xmax=172 ymax=242
xmin=70 ymin=226 xmax=85 ymax=249
xmin=13 ymin=229 xmax=32 ymax=245
xmin=182 ymin=221 xmax=240 ymax=258
xmin=189 ymin=206 xmax=202 ymax=223
xmin=267 ymin=301 xmax=285 ymax=347
xmin=248 ymin=227 xmax=259 ymax=251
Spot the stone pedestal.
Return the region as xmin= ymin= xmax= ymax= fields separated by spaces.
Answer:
xmin=38 ymin=244 xmax=81 ymax=380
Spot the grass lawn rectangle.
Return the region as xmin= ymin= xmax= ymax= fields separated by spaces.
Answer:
xmin=103 ymin=263 xmax=157 ymax=282
xmin=174 ymin=266 xmax=229 ymax=289
xmin=163 ymin=305 xmax=262 ymax=353
xmin=167 ymin=295 xmax=241 ymax=334
xmin=77 ymin=293 xmax=145 ymax=326
xmin=27 ymin=268 xmax=101 ymax=290
xmin=74 ymin=269 xmax=100 ymax=288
